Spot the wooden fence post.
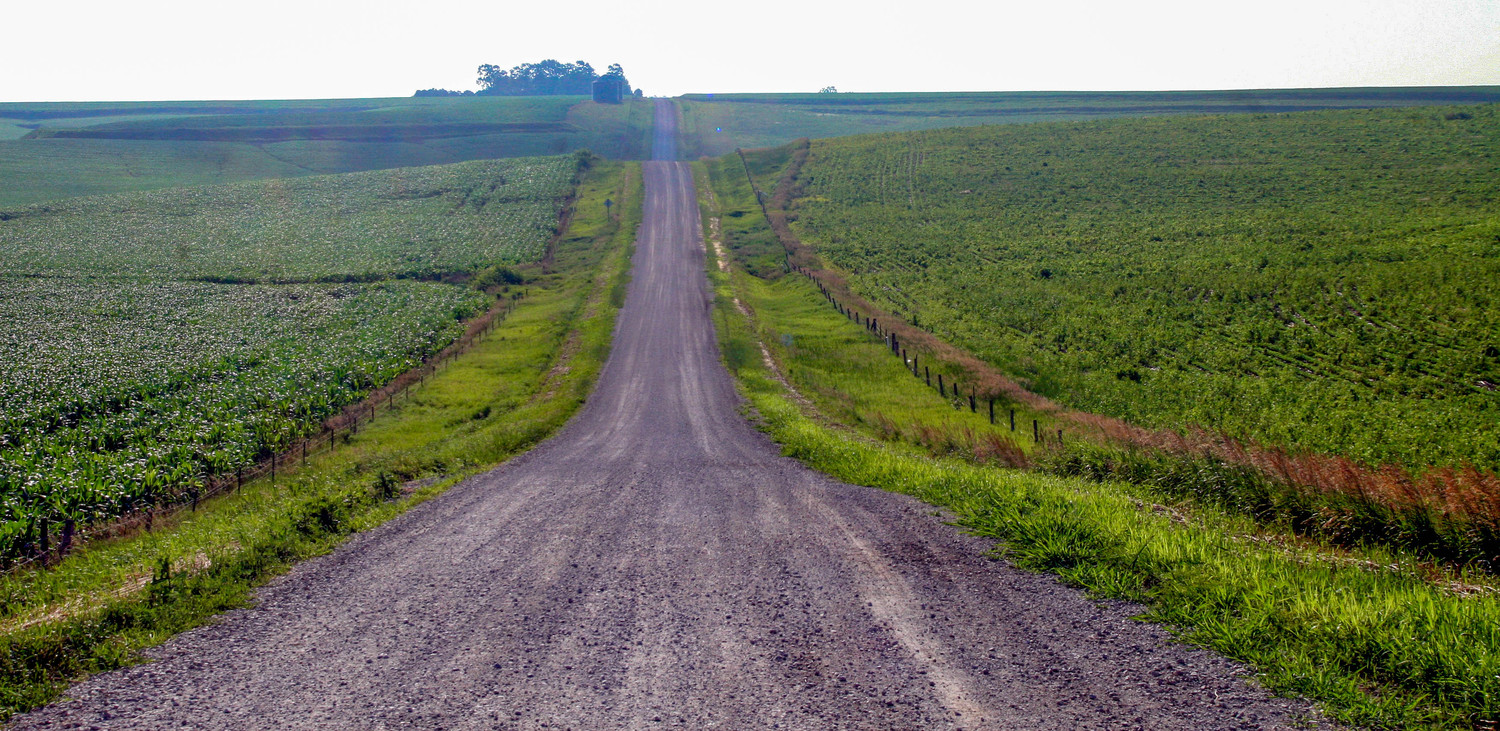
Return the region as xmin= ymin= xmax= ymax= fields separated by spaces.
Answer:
xmin=925 ymin=366 xmax=931 ymax=386
xmin=1033 ymin=420 xmax=1039 ymax=443
xmin=938 ymin=374 xmax=945 ymax=396
xmin=988 ymin=399 xmax=995 ymax=424
xmin=1010 ymin=409 xmax=1016 ymax=431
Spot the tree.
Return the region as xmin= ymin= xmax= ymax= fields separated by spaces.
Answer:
xmin=819 ymin=86 xmax=839 ymax=93
xmin=474 ymin=59 xmax=629 ymax=97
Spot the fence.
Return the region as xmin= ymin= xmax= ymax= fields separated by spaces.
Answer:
xmin=11 ymin=293 xmax=523 ymax=572
xmin=798 ymin=267 xmax=1059 ymax=444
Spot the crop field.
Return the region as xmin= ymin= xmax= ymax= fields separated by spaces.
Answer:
xmin=0 ymin=156 xmax=577 ymax=281
xmin=770 ymin=104 xmax=1500 ymax=474
xmin=0 ymin=154 xmax=580 ymax=562
xmin=0 ymin=96 xmax=652 ymax=206
xmin=677 ymin=86 xmax=1500 ymax=158
xmin=0 ymin=278 xmax=485 ymax=550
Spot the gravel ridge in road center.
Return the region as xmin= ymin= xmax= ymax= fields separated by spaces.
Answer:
xmin=11 ymin=100 xmax=1322 ymax=730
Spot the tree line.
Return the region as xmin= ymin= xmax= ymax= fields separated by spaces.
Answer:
xmin=415 ymin=60 xmax=637 ymax=98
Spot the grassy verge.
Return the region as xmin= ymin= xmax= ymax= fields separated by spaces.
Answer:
xmin=0 ymin=160 xmax=641 ymax=720
xmin=695 ymin=160 xmax=1500 ymax=730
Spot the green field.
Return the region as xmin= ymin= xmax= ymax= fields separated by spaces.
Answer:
xmin=0 ymin=154 xmax=581 ymax=563
xmin=677 ymin=86 xmax=1500 ymax=158
xmin=0 ymin=155 xmax=578 ymax=281
xmin=0 ymin=96 xmax=652 ymax=206
xmin=749 ymin=103 xmax=1500 ymax=474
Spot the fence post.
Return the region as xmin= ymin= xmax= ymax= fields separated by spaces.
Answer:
xmin=1033 ymin=420 xmax=1039 ymax=443
xmin=969 ymin=391 xmax=976 ymax=413
xmin=938 ymin=374 xmax=945 ymax=396
xmin=988 ymin=399 xmax=995 ymax=424
xmin=237 ymin=467 xmax=243 ymax=491
xmin=1057 ymin=429 xmax=1063 ymax=445
xmin=1010 ymin=409 xmax=1015 ymax=432
xmin=925 ymin=366 xmax=931 ymax=387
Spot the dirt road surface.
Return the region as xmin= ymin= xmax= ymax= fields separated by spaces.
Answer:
xmin=11 ymin=100 xmax=1321 ymax=730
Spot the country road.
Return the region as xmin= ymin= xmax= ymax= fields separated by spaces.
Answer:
xmin=11 ymin=101 xmax=1320 ymax=730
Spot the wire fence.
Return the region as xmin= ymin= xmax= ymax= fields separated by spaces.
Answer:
xmin=10 ymin=293 xmax=523 ymax=573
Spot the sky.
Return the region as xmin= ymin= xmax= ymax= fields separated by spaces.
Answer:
xmin=3 ymin=0 xmax=1498 ymax=102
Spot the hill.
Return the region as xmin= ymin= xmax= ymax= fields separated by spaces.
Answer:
xmin=0 ymin=96 xmax=651 ymax=205
xmin=753 ymin=103 xmax=1500 ymax=473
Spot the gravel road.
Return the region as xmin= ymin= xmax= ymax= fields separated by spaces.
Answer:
xmin=12 ymin=101 xmax=1322 ymax=730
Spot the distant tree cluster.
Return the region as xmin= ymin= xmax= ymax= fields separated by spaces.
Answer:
xmin=413 ymin=61 xmax=641 ymax=98
xmin=475 ymin=60 xmax=632 ymax=96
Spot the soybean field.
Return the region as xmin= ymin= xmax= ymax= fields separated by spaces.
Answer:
xmin=778 ymin=104 xmax=1500 ymax=473
xmin=0 ymin=154 xmax=580 ymax=562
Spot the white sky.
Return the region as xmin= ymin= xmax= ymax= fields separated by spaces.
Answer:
xmin=3 ymin=0 xmax=1498 ymax=102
